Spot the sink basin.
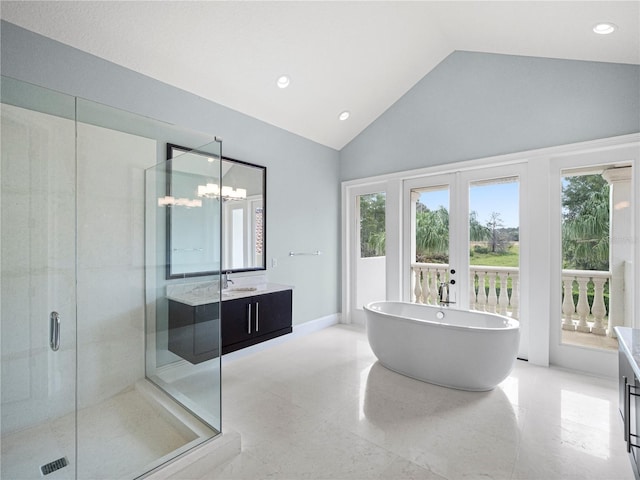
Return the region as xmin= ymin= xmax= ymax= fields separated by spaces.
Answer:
xmin=222 ymin=286 xmax=258 ymax=296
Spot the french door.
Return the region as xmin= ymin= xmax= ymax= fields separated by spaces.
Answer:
xmin=549 ymin=148 xmax=635 ymax=377
xmin=346 ymin=183 xmax=388 ymax=324
xmin=404 ymin=165 xmax=527 ymax=359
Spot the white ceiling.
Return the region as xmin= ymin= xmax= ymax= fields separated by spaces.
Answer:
xmin=2 ymin=1 xmax=639 ymax=150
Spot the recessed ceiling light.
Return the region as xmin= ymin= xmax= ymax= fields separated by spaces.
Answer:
xmin=276 ymin=75 xmax=290 ymax=89
xmin=338 ymin=111 xmax=350 ymax=121
xmin=593 ymin=22 xmax=617 ymax=35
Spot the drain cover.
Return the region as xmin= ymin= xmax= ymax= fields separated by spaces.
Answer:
xmin=40 ymin=457 xmax=68 ymax=476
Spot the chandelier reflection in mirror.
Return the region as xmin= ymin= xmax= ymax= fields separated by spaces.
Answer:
xmin=197 ymin=183 xmax=247 ymax=201
xmin=157 ymin=196 xmax=202 ymax=208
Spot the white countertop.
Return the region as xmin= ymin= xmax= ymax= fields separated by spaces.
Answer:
xmin=167 ymin=283 xmax=293 ymax=306
xmin=615 ymin=327 xmax=640 ymax=379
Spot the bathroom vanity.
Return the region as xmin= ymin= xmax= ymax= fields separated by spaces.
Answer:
xmin=167 ymin=283 xmax=293 ymax=363
xmin=615 ymin=326 xmax=640 ymax=480
xmin=168 ymin=300 xmax=220 ymax=364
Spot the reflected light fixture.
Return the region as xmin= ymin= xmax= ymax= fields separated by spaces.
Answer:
xmin=157 ymin=196 xmax=202 ymax=208
xmin=593 ymin=22 xmax=617 ymax=34
xmin=277 ymin=75 xmax=291 ymax=89
xmin=197 ymin=183 xmax=247 ymax=200
xmin=339 ymin=111 xmax=350 ymax=121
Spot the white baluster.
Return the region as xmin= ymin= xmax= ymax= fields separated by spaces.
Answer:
xmin=497 ymin=273 xmax=509 ymax=315
xmin=575 ymin=276 xmax=591 ymax=333
xmin=487 ymin=273 xmax=498 ymax=313
xmin=470 ymin=270 xmax=478 ymax=311
xmin=591 ymin=277 xmax=607 ymax=335
xmin=562 ymin=276 xmax=576 ymax=331
xmin=476 ymin=271 xmax=487 ymax=311
xmin=424 ymin=269 xmax=433 ymax=305
xmin=510 ymin=274 xmax=519 ymax=320
xmin=413 ymin=267 xmax=422 ymax=303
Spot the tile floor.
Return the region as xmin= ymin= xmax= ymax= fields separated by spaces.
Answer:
xmin=163 ymin=324 xmax=633 ymax=480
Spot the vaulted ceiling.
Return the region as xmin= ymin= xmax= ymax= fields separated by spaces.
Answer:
xmin=2 ymin=1 xmax=638 ymax=150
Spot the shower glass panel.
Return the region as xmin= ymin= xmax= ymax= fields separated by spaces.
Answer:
xmin=74 ymin=100 xmax=222 ymax=478
xmin=145 ymin=142 xmax=223 ymax=434
xmin=2 ymin=75 xmax=223 ymax=479
xmin=1 ymin=78 xmax=77 ymax=479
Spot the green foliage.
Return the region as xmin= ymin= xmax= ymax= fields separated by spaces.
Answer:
xmin=359 ymin=193 xmax=386 ymax=257
xmin=562 ymin=175 xmax=609 ymax=270
xmin=415 ymin=204 xmax=449 ymax=262
xmin=470 ymin=244 xmax=519 ymax=267
xmin=469 ymin=211 xmax=490 ymax=243
xmin=415 ymin=207 xmax=498 ymax=263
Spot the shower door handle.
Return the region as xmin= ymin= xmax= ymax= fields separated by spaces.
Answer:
xmin=50 ymin=311 xmax=60 ymax=352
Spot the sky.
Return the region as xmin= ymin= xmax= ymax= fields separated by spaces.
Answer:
xmin=418 ymin=181 xmax=519 ymax=228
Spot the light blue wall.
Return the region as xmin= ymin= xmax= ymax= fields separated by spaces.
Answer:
xmin=1 ymin=21 xmax=341 ymax=325
xmin=340 ymin=51 xmax=640 ymax=181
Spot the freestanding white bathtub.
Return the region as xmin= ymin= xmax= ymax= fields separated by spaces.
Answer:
xmin=364 ymin=301 xmax=520 ymax=391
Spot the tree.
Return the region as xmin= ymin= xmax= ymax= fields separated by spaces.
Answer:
xmin=469 ymin=211 xmax=490 ymax=243
xmin=486 ymin=211 xmax=508 ymax=253
xmin=562 ymin=175 xmax=609 ymax=270
xmin=415 ymin=205 xmax=449 ymax=262
xmin=359 ymin=193 xmax=386 ymax=257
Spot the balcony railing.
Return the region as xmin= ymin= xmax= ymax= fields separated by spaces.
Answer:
xmin=410 ymin=263 xmax=611 ymax=335
xmin=561 ymin=269 xmax=610 ymax=335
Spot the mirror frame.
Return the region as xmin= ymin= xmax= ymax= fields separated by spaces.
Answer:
xmin=166 ymin=143 xmax=267 ymax=279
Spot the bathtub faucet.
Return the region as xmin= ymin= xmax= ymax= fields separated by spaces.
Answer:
xmin=438 ymin=282 xmax=450 ymax=305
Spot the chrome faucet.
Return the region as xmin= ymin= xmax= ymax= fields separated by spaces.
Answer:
xmin=222 ymin=271 xmax=234 ymax=289
xmin=438 ymin=282 xmax=449 ymax=305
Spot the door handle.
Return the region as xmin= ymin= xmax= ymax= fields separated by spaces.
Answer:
xmin=50 ymin=311 xmax=60 ymax=352
xmin=624 ymin=378 xmax=640 ymax=453
xmin=255 ymin=302 xmax=259 ymax=332
xmin=625 ymin=379 xmax=631 ymax=452
xmin=247 ymin=303 xmax=252 ymax=334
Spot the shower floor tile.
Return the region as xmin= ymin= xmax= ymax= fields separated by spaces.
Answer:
xmin=2 ymin=385 xmax=201 ymax=480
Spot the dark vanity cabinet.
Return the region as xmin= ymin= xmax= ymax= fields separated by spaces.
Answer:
xmin=617 ymin=328 xmax=640 ymax=479
xmin=168 ymin=288 xmax=293 ymax=362
xmin=221 ymin=289 xmax=293 ymax=354
xmin=168 ymin=300 xmax=220 ymax=364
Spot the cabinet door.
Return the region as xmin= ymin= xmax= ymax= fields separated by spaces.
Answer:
xmin=221 ymin=297 xmax=254 ymax=349
xmin=194 ymin=303 xmax=220 ymax=358
xmin=254 ymin=290 xmax=292 ymax=336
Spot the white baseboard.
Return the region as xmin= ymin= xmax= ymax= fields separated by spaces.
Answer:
xmin=221 ymin=313 xmax=341 ymax=365
xmin=293 ymin=312 xmax=342 ymax=335
xmin=154 ymin=313 xmax=341 ymax=371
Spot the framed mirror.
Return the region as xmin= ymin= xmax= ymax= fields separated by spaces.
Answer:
xmin=166 ymin=144 xmax=266 ymax=279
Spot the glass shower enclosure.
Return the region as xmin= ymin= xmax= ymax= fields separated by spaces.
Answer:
xmin=1 ymin=76 xmax=223 ymax=479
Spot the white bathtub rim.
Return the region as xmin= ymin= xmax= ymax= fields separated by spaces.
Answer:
xmin=364 ymin=301 xmax=520 ymax=332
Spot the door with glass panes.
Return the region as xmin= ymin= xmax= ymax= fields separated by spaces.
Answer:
xmin=405 ymin=165 xmax=526 ymax=358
